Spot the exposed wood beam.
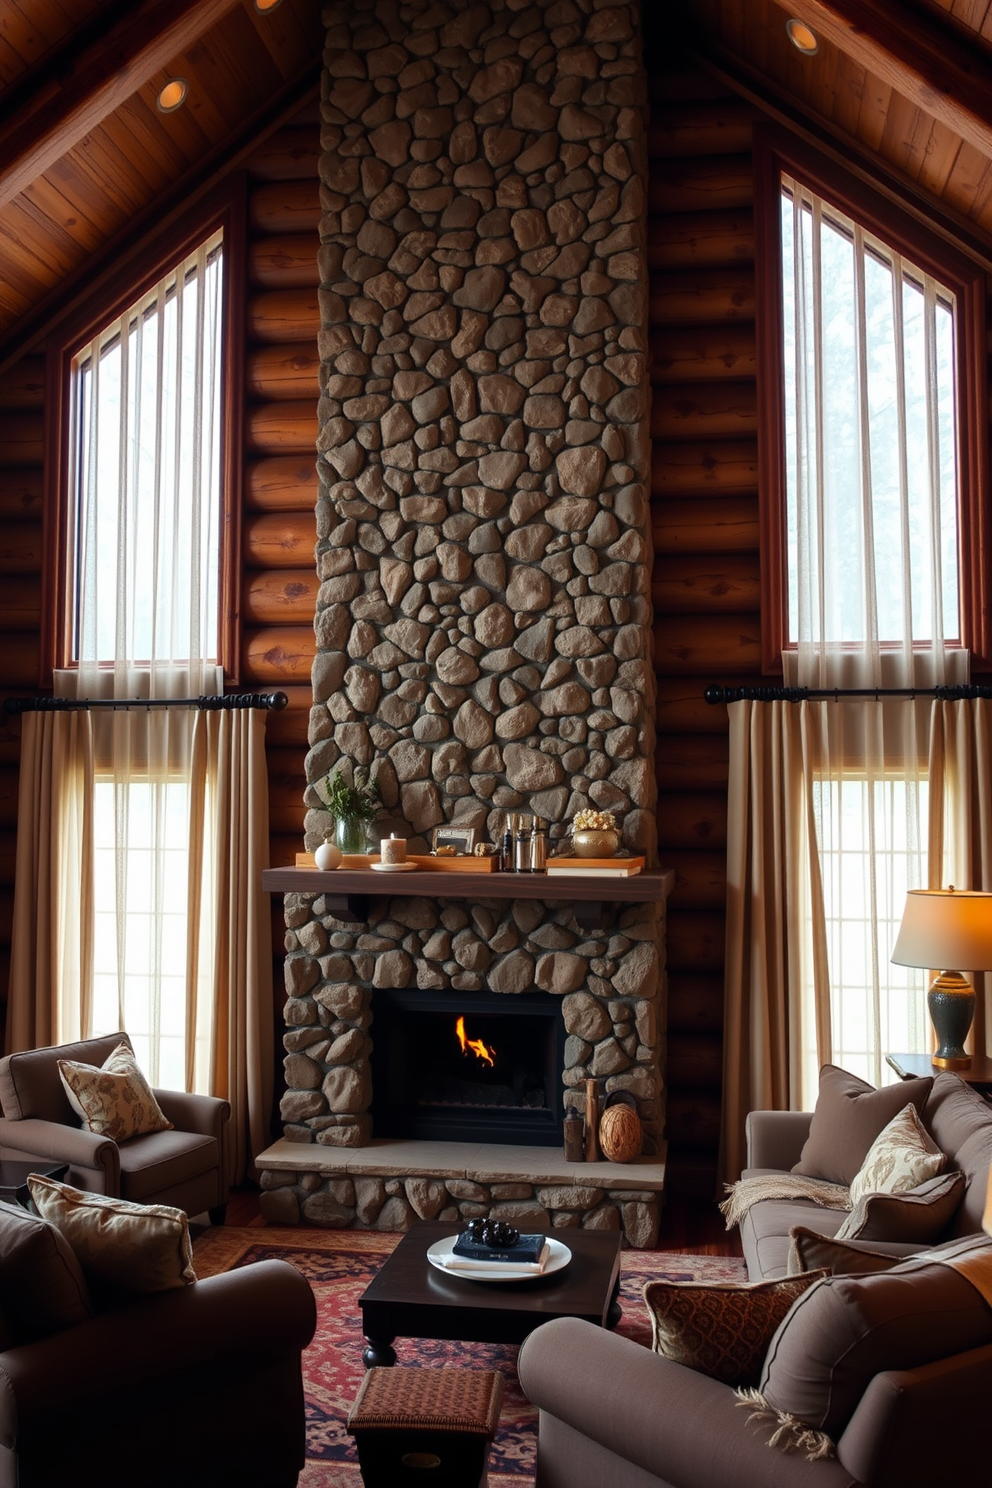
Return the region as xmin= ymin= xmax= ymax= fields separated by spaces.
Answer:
xmin=768 ymin=0 xmax=992 ymax=163
xmin=0 ymin=0 xmax=242 ymax=213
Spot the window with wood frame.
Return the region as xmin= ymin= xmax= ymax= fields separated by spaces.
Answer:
xmin=42 ymin=187 xmax=244 ymax=685
xmin=754 ymin=128 xmax=989 ymax=676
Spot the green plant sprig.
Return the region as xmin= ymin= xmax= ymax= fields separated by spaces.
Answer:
xmin=319 ymin=765 xmax=381 ymax=823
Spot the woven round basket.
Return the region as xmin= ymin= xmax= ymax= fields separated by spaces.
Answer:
xmin=599 ymin=1103 xmax=642 ymax=1163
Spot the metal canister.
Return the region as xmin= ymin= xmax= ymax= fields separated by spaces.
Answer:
xmin=530 ymin=816 xmax=547 ymax=872
xmin=514 ymin=815 xmax=532 ymax=872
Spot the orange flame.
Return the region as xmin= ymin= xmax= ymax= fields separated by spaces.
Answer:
xmin=455 ymin=1015 xmax=495 ymax=1067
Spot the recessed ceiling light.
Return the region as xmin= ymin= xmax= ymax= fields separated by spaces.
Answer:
xmin=786 ymin=18 xmax=819 ymax=54
xmin=156 ymin=78 xmax=188 ymax=113
xmin=254 ymin=0 xmax=284 ymax=12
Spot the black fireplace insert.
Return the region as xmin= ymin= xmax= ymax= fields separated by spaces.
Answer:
xmin=369 ymin=988 xmax=566 ymax=1146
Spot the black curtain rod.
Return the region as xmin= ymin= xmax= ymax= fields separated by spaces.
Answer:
xmin=705 ymin=684 xmax=992 ymax=704
xmin=3 ymin=691 xmax=288 ymax=716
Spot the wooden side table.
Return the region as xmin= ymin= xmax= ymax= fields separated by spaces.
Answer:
xmin=885 ymin=1051 xmax=992 ymax=1098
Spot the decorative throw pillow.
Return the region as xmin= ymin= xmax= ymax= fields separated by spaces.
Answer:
xmin=642 ymin=1271 xmax=828 ymax=1387
xmin=27 ymin=1175 xmax=196 ymax=1299
xmin=844 ymin=1103 xmax=945 ymax=1211
xmin=787 ymin=1227 xmax=908 ymax=1278
xmin=792 ymin=1065 xmax=933 ymax=1187
xmin=923 ymin=1072 xmax=992 ymax=1237
xmin=0 ymin=1197 xmax=94 ymax=1343
xmin=58 ymin=1039 xmax=173 ymax=1142
xmin=835 ymin=1169 xmax=965 ymax=1243
xmin=758 ymin=1244 xmax=992 ymax=1441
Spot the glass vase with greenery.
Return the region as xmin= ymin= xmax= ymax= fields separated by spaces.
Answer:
xmin=319 ymin=765 xmax=381 ymax=855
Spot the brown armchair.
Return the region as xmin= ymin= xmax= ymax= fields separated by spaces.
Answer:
xmin=0 ymin=1033 xmax=230 ymax=1221
xmin=0 ymin=1197 xmax=317 ymax=1488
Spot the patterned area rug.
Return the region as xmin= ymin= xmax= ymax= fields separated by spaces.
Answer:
xmin=194 ymin=1226 xmax=746 ymax=1488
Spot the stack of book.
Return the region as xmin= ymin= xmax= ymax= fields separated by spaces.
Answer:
xmin=438 ymin=1232 xmax=552 ymax=1275
xmin=545 ymin=855 xmax=645 ymax=878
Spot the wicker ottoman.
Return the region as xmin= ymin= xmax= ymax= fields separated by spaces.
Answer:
xmin=346 ymin=1366 xmax=504 ymax=1488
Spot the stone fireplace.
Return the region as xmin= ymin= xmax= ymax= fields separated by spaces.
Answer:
xmin=256 ymin=0 xmax=667 ymax=1247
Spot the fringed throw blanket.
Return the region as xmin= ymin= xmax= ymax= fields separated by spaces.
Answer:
xmin=720 ymin=1175 xmax=852 ymax=1231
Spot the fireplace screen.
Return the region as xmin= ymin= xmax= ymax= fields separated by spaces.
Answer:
xmin=370 ymin=989 xmax=565 ymax=1146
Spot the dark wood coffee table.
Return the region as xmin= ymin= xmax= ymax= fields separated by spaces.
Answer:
xmin=0 ymin=1160 xmax=69 ymax=1209
xmin=358 ymin=1222 xmax=623 ymax=1367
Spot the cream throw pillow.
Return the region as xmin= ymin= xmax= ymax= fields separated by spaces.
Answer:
xmin=836 ymin=1103 xmax=945 ymax=1239
xmin=58 ymin=1039 xmax=173 ymax=1141
xmin=27 ymin=1175 xmax=196 ymax=1296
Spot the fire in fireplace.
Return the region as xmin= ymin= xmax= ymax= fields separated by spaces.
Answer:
xmin=370 ymin=989 xmax=566 ymax=1146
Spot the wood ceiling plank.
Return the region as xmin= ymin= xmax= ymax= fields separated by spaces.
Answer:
xmin=769 ymin=0 xmax=992 ymax=164
xmin=198 ymin=6 xmax=290 ymax=119
xmin=0 ymin=0 xmax=82 ymax=72
xmin=0 ymin=225 xmax=47 ymax=306
xmin=854 ymin=67 xmax=892 ymax=156
xmin=0 ymin=194 xmax=81 ymax=280
xmin=19 ymin=173 xmax=105 ymax=257
xmin=244 ymin=0 xmax=320 ymax=80
xmin=89 ymin=113 xmax=175 ymax=205
xmin=877 ymin=89 xmax=933 ymax=181
xmin=63 ymin=125 xmax=152 ymax=221
xmin=939 ymin=138 xmax=992 ymax=224
xmin=915 ymin=119 xmax=966 ymax=201
xmin=825 ymin=51 xmax=869 ymax=143
xmin=109 ymin=92 xmax=202 ymax=184
xmin=0 ymin=0 xmax=243 ymax=210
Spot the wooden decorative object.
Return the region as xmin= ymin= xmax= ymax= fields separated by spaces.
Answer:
xmin=599 ymin=1103 xmax=643 ymax=1164
xmin=584 ymin=1079 xmax=600 ymax=1163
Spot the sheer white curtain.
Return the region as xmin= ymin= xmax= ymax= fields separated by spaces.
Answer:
xmin=53 ymin=232 xmax=224 ymax=1089
xmin=782 ymin=177 xmax=965 ymax=1100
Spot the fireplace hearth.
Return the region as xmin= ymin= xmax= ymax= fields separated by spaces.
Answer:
xmin=370 ymin=990 xmax=566 ymax=1147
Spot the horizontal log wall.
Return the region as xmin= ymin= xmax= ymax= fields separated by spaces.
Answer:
xmin=242 ymin=110 xmax=320 ymax=886
xmin=650 ymin=70 xmax=762 ymax=1195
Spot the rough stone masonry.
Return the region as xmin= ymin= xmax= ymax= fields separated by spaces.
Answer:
xmin=263 ymin=0 xmax=666 ymax=1245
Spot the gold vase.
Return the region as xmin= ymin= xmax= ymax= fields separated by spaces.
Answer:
xmin=572 ymin=828 xmax=619 ymax=858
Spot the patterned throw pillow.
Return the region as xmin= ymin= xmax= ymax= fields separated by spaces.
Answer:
xmin=58 ymin=1039 xmax=173 ymax=1142
xmin=839 ymin=1104 xmax=945 ymax=1227
xmin=642 ymin=1272 xmax=828 ymax=1387
xmin=27 ymin=1175 xmax=196 ymax=1298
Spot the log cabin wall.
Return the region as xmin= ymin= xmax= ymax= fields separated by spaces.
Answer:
xmin=648 ymin=59 xmax=761 ymax=1194
xmin=0 ymin=103 xmax=324 ymax=1069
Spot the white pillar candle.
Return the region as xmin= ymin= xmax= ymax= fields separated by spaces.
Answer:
xmin=380 ymin=834 xmax=406 ymax=865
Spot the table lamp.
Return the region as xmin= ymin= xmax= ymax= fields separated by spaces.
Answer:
xmin=891 ymin=888 xmax=992 ymax=1070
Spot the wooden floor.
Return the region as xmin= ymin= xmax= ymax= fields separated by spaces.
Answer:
xmin=223 ymin=1186 xmax=742 ymax=1256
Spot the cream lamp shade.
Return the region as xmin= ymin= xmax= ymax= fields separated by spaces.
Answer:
xmin=892 ymin=889 xmax=992 ymax=1070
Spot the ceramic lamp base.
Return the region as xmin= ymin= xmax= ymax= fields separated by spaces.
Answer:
xmin=927 ymin=971 xmax=975 ymax=1070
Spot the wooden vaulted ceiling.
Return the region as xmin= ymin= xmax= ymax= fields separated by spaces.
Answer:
xmin=5 ymin=1 xmax=992 ymax=364
xmin=0 ymin=0 xmax=323 ymax=363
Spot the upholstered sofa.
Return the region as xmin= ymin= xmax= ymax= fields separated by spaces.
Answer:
xmin=0 ymin=1196 xmax=317 ymax=1487
xmin=517 ymin=1069 xmax=992 ymax=1488
xmin=518 ymin=1310 xmax=992 ymax=1488
xmin=740 ymin=1068 xmax=992 ymax=1280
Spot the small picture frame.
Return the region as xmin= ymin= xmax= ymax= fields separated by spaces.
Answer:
xmin=431 ymin=825 xmax=476 ymax=857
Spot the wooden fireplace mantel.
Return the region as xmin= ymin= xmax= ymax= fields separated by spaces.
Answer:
xmin=261 ymin=866 xmax=675 ymax=932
